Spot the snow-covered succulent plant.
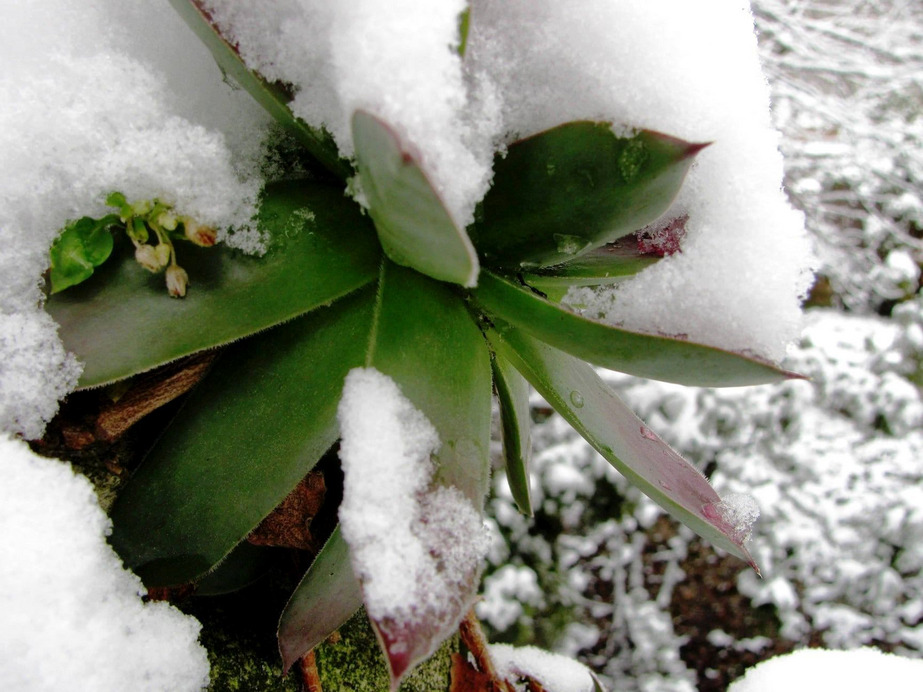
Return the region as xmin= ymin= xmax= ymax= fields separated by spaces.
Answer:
xmin=37 ymin=1 xmax=811 ymax=688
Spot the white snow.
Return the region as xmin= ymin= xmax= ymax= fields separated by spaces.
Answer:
xmin=728 ymin=648 xmax=923 ymax=691
xmin=492 ymin=644 xmax=598 ymax=692
xmin=337 ymin=368 xmax=488 ymax=630
xmin=0 ymin=436 xmax=209 ymax=691
xmin=713 ymin=493 xmax=760 ymax=544
xmin=477 ymin=564 xmax=544 ymax=632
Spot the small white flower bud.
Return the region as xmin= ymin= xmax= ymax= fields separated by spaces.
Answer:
xmin=135 ymin=244 xmax=169 ymax=272
xmin=166 ymin=265 xmax=189 ymax=298
xmin=157 ymin=211 xmax=178 ymax=231
xmin=184 ymin=220 xmax=217 ymax=247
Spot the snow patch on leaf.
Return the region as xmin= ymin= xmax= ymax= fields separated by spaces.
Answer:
xmin=711 ymin=492 xmax=760 ymax=544
xmin=337 ymin=367 xmax=489 ymax=684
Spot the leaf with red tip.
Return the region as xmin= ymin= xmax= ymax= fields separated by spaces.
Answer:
xmin=487 ymin=324 xmax=758 ymax=570
xmin=470 ymin=121 xmax=707 ymax=268
xmin=350 ymin=262 xmax=493 ymax=688
xmin=473 ymin=270 xmax=801 ymax=387
xmin=352 ymin=111 xmax=480 ymax=288
xmin=278 ymin=528 xmax=363 ymax=673
xmin=167 ymin=0 xmax=350 ymax=179
xmin=520 ymin=237 xmax=662 ymax=301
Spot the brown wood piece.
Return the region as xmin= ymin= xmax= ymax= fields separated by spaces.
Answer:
xmin=457 ymin=609 xmax=516 ymax=692
xmin=94 ymin=352 xmax=218 ymax=441
xmin=299 ymin=650 xmax=322 ymax=692
xmin=449 ymin=652 xmax=496 ymax=692
xmin=247 ymin=471 xmax=326 ymax=550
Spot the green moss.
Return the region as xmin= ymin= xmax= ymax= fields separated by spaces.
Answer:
xmin=315 ymin=610 xmax=456 ymax=691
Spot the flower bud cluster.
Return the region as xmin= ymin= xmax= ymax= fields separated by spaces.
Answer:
xmin=105 ymin=192 xmax=218 ymax=298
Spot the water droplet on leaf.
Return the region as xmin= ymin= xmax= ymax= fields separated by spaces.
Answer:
xmin=553 ymin=234 xmax=589 ymax=256
xmin=569 ymin=391 xmax=584 ymax=408
xmin=618 ymin=139 xmax=648 ymax=182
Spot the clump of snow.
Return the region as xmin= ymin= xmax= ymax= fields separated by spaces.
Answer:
xmin=728 ymin=648 xmax=923 ymax=692
xmin=337 ymin=368 xmax=488 ymax=635
xmin=467 ymin=1 xmax=813 ymax=361
xmin=756 ymin=0 xmax=923 ymax=313
xmin=0 ymin=0 xmax=270 ymax=437
xmin=0 ymin=312 xmax=80 ymax=440
xmin=491 ymin=644 xmax=598 ymax=692
xmin=477 ymin=564 xmax=544 ymax=632
xmin=0 ymin=436 xmax=209 ymax=691
xmin=713 ymin=493 xmax=760 ymax=544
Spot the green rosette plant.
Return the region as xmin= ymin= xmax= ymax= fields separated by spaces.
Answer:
xmin=45 ymin=2 xmax=801 ymax=688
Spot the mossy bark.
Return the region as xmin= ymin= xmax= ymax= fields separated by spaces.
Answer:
xmin=314 ymin=609 xmax=456 ymax=692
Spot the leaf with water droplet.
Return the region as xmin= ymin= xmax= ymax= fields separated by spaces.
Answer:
xmin=473 ymin=270 xmax=802 ymax=387
xmin=469 ymin=121 xmax=707 ymax=268
xmin=487 ymin=324 xmax=758 ymax=570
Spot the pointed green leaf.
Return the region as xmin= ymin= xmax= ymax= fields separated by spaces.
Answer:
xmin=352 ymin=111 xmax=480 ymax=288
xmin=366 ymin=262 xmax=492 ymax=503
xmin=520 ymin=239 xmax=662 ymax=302
xmin=357 ymin=261 xmax=492 ymax=686
xmin=473 ymin=270 xmax=799 ymax=387
xmin=524 ymin=238 xmax=661 ymax=289
xmin=470 ymin=122 xmax=706 ymax=268
xmin=492 ymin=352 xmax=533 ymax=516
xmin=487 ymin=325 xmax=757 ymax=570
xmin=47 ymin=181 xmax=380 ymax=387
xmin=167 ymin=0 xmax=350 ymax=179
xmin=108 ymin=287 xmax=377 ymax=587
xmin=278 ymin=527 xmax=363 ymax=673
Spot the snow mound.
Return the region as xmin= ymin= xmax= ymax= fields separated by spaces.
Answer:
xmin=0 ymin=436 xmax=209 ymax=691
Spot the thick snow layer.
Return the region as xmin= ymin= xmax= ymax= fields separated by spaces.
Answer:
xmin=470 ymin=1 xmax=813 ymax=360
xmin=337 ymin=368 xmax=488 ymax=628
xmin=0 ymin=436 xmax=209 ymax=691
xmin=0 ymin=0 xmax=269 ymax=437
xmin=728 ymin=648 xmax=923 ymax=691
xmin=1 ymin=1 xmax=811 ymax=435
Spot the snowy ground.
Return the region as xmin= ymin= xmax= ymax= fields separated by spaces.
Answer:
xmin=479 ymin=1 xmax=923 ymax=689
